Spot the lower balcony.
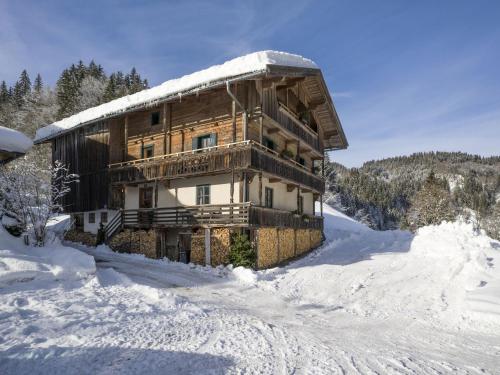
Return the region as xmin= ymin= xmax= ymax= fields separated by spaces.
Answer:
xmin=108 ymin=141 xmax=325 ymax=194
xmin=120 ymin=203 xmax=323 ymax=230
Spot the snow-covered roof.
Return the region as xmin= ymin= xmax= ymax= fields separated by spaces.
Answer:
xmin=0 ymin=126 xmax=33 ymax=154
xmin=34 ymin=51 xmax=318 ymax=143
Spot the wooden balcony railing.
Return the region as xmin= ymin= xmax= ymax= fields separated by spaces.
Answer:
xmin=121 ymin=203 xmax=323 ymax=230
xmin=108 ymin=141 xmax=325 ymax=193
xmin=262 ymin=89 xmax=320 ymax=152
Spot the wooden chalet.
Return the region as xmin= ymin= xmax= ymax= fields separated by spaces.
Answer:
xmin=34 ymin=51 xmax=347 ymax=268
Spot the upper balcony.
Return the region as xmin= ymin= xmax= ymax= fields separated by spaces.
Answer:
xmin=108 ymin=140 xmax=325 ymax=193
xmin=261 ymin=88 xmax=321 ymax=155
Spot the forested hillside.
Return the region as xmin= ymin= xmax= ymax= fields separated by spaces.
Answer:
xmin=325 ymin=152 xmax=500 ymax=239
xmin=0 ymin=61 xmax=148 ymax=140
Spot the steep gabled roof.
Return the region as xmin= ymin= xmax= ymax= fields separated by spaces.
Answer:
xmin=34 ymin=51 xmax=347 ymax=150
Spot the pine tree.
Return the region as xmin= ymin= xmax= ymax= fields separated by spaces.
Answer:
xmin=18 ymin=70 xmax=31 ymax=96
xmin=0 ymin=81 xmax=9 ymax=104
xmin=34 ymin=74 xmax=43 ymax=93
xmin=405 ymin=171 xmax=455 ymax=230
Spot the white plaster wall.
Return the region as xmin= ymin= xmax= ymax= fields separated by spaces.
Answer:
xmin=124 ymin=185 xmax=140 ymax=210
xmin=157 ymin=174 xmax=240 ymax=207
xmin=83 ymin=209 xmax=119 ymax=234
xmin=248 ymin=175 xmax=314 ymax=215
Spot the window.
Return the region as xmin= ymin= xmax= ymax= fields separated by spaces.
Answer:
xmin=141 ymin=144 xmax=154 ymax=159
xmin=88 ymin=212 xmax=95 ymax=224
xmin=265 ymin=187 xmax=273 ymax=208
xmin=139 ymin=187 xmax=153 ymax=208
xmin=298 ymin=196 xmax=304 ymax=214
xmin=100 ymin=212 xmax=108 ymax=224
xmin=193 ymin=133 xmax=217 ymax=150
xmin=196 ymin=185 xmax=210 ymax=205
xmin=299 ymin=157 xmax=305 ymax=166
xmin=263 ymin=137 xmax=275 ymax=151
xmin=151 ymin=111 xmax=160 ymax=126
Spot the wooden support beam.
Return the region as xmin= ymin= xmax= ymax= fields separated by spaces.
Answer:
xmin=204 ymin=228 xmax=211 ymax=266
xmin=267 ymin=128 xmax=280 ymax=134
xmin=162 ymin=103 xmax=167 ymax=154
xmin=230 ymin=169 xmax=234 ymax=204
xmin=124 ymin=115 xmax=129 ymax=161
xmin=258 ymin=172 xmax=263 ymax=206
xmin=286 ymin=184 xmax=295 ymax=192
xmin=269 ymin=177 xmax=281 ymax=183
xmin=301 ymin=188 xmax=311 ymax=193
xmin=232 ymin=100 xmax=236 ymax=142
xmin=259 ymin=116 xmax=263 ymax=145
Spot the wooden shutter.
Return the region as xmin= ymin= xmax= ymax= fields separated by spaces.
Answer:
xmin=210 ymin=133 xmax=217 ymax=147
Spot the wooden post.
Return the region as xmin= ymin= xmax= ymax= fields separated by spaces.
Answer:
xmin=296 ymin=140 xmax=300 ymax=163
xmin=204 ymin=228 xmax=211 ymax=266
xmin=320 ymin=194 xmax=323 ymax=217
xmin=181 ymin=129 xmax=185 ymax=152
xmin=259 ymin=115 xmax=263 ymax=145
xmin=154 ymin=179 xmax=158 ymax=208
xmin=124 ymin=115 xmax=129 ymax=161
xmin=232 ymin=100 xmax=236 ymax=142
xmin=167 ymin=103 xmax=172 ymax=154
xmin=258 ymin=172 xmax=262 ymax=206
xmin=230 ymin=169 xmax=235 ymax=204
xmin=162 ymin=103 xmax=167 ymax=154
xmin=297 ymin=185 xmax=300 ymax=213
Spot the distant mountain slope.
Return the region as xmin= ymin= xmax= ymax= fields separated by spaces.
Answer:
xmin=325 ymin=152 xmax=500 ymax=237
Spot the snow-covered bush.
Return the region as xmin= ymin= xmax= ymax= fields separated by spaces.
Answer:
xmin=0 ymin=159 xmax=78 ymax=246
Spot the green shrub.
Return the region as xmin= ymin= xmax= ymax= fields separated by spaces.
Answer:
xmin=229 ymin=233 xmax=256 ymax=268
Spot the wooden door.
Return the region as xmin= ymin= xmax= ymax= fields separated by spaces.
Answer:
xmin=178 ymin=233 xmax=191 ymax=264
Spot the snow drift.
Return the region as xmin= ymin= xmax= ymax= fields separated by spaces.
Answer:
xmin=254 ymin=204 xmax=500 ymax=330
xmin=0 ymin=226 xmax=95 ymax=285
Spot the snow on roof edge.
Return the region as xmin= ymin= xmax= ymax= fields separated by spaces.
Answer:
xmin=35 ymin=51 xmax=318 ymax=143
xmin=0 ymin=126 xmax=33 ymax=154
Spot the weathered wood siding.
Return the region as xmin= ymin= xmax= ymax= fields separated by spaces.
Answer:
xmin=52 ymin=121 xmax=109 ymax=212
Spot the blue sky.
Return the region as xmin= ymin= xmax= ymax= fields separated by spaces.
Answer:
xmin=1 ymin=0 xmax=499 ymax=166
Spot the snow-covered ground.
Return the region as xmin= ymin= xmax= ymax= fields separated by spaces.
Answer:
xmin=1 ymin=206 xmax=499 ymax=374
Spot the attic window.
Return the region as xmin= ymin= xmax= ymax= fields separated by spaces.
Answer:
xmin=151 ymin=111 xmax=160 ymax=126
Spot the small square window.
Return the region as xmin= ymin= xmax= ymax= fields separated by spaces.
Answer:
xmin=88 ymin=212 xmax=95 ymax=224
xmin=151 ymin=111 xmax=160 ymax=126
xmin=265 ymin=187 xmax=273 ymax=208
xmin=263 ymin=137 xmax=275 ymax=151
xmin=141 ymin=145 xmax=154 ymax=159
xmin=100 ymin=212 xmax=108 ymax=223
xmin=196 ymin=185 xmax=210 ymax=205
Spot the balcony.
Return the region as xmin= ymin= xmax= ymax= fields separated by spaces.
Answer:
xmin=261 ymin=89 xmax=320 ymax=153
xmin=119 ymin=203 xmax=323 ymax=230
xmin=108 ymin=141 xmax=325 ymax=193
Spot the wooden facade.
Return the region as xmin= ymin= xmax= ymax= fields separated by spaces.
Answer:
xmin=40 ymin=59 xmax=347 ymax=266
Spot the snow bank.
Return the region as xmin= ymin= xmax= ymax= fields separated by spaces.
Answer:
xmin=250 ymin=204 xmax=500 ymax=330
xmin=35 ymin=51 xmax=317 ymax=142
xmin=0 ymin=126 xmax=32 ymax=154
xmin=0 ymin=226 xmax=95 ymax=285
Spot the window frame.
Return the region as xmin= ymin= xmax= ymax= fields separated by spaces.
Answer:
xmin=100 ymin=211 xmax=108 ymax=224
xmin=193 ymin=133 xmax=217 ymax=151
xmin=88 ymin=212 xmax=95 ymax=224
xmin=151 ymin=111 xmax=160 ymax=126
xmin=141 ymin=144 xmax=154 ymax=159
xmin=196 ymin=184 xmax=211 ymax=205
xmin=139 ymin=187 xmax=154 ymax=209
xmin=264 ymin=187 xmax=273 ymax=208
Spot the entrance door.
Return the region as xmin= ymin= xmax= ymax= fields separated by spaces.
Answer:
xmin=138 ymin=187 xmax=154 ymax=226
xmin=178 ymin=233 xmax=191 ymax=264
